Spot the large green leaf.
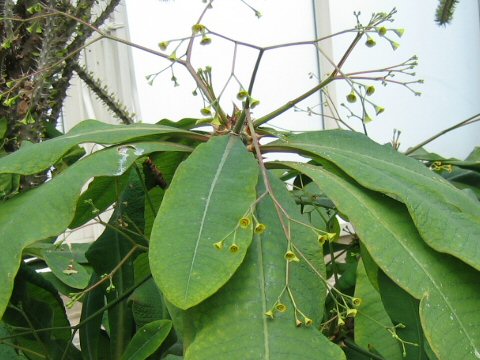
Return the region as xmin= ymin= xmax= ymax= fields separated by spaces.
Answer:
xmin=121 ymin=320 xmax=172 ymax=360
xmin=354 ymin=260 xmax=403 ymax=360
xmin=280 ymin=162 xmax=480 ymax=360
xmin=150 ymin=135 xmax=258 ymax=309
xmin=169 ymin=173 xmax=342 ymax=359
xmin=265 ymin=130 xmax=480 ymax=270
xmin=0 ymin=141 xmax=189 ymax=319
xmin=0 ymin=120 xmax=199 ymax=175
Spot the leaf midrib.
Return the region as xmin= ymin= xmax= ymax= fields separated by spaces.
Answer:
xmin=184 ymin=136 xmax=236 ymax=302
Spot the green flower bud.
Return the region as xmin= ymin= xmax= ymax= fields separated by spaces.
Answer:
xmin=250 ymin=99 xmax=260 ymax=108
xmin=200 ymin=107 xmax=212 ymax=116
xmin=393 ymin=28 xmax=405 ymax=37
xmin=378 ymin=26 xmax=387 ymax=36
xmin=366 ymin=85 xmax=375 ymax=96
xmin=374 ymin=105 xmax=385 ymax=115
xmin=192 ymin=24 xmax=206 ymax=34
xmin=158 ymin=41 xmax=169 ymax=51
xmin=200 ymin=36 xmax=212 ymax=45
xmin=365 ymin=38 xmax=376 ymax=47
xmin=346 ymin=92 xmax=357 ymax=103
xmin=237 ymin=90 xmax=249 ymax=100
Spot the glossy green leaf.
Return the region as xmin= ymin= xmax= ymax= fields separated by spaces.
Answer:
xmin=0 ymin=120 xmax=199 ymax=175
xmin=0 ymin=118 xmax=6 ymax=139
xmin=171 ymin=173 xmax=342 ymax=360
xmin=280 ymin=162 xmax=480 ymax=360
xmin=144 ymin=187 xmax=164 ymax=239
xmin=150 ymin=135 xmax=258 ymax=309
xmin=354 ymin=260 xmax=403 ymax=360
xmin=0 ymin=173 xmax=19 ymax=199
xmin=2 ymin=264 xmax=80 ymax=360
xmin=43 ymin=249 xmax=91 ymax=289
xmin=121 ymin=320 xmax=172 ymax=360
xmin=265 ymin=130 xmax=480 ymax=270
xmin=129 ymin=278 xmax=167 ymax=328
xmin=0 ymin=322 xmax=27 ymax=359
xmin=0 ymin=141 xmax=188 ymax=318
xmin=378 ymin=271 xmax=428 ymax=360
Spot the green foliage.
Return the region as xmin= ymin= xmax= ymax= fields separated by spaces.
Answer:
xmin=0 ymin=5 xmax=479 ymax=360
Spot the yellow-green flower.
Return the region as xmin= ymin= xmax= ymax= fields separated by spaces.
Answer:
xmin=284 ymin=251 xmax=300 ymax=262
xmin=254 ymin=223 xmax=266 ymax=234
xmin=239 ymin=217 xmax=251 ymax=228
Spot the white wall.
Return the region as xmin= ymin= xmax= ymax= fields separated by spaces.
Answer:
xmin=124 ymin=0 xmax=479 ymax=159
xmin=125 ymin=0 xmax=323 ymax=131
xmin=326 ymin=0 xmax=480 ymax=158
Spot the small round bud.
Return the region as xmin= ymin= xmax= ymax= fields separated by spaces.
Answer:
xmin=365 ymin=38 xmax=376 ymax=47
xmin=366 ymin=85 xmax=375 ymax=96
xmin=346 ymin=92 xmax=357 ymax=103
xmin=377 ymin=26 xmax=387 ymax=36
xmin=200 ymin=36 xmax=212 ymax=45
xmin=237 ymin=90 xmax=249 ymax=100
xmin=192 ymin=24 xmax=206 ymax=34
xmin=158 ymin=41 xmax=169 ymax=51
xmin=200 ymin=107 xmax=212 ymax=116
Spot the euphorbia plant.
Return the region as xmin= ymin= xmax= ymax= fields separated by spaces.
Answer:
xmin=0 ymin=2 xmax=479 ymax=360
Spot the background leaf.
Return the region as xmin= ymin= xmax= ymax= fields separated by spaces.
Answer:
xmin=0 ymin=120 xmax=197 ymax=175
xmin=354 ymin=260 xmax=403 ymax=360
xmin=0 ymin=141 xmax=188 ymax=319
xmin=279 ymin=161 xmax=480 ymax=360
xmin=121 ymin=320 xmax=172 ymax=360
xmin=265 ymin=130 xmax=480 ymax=270
xmin=378 ymin=271 xmax=428 ymax=359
